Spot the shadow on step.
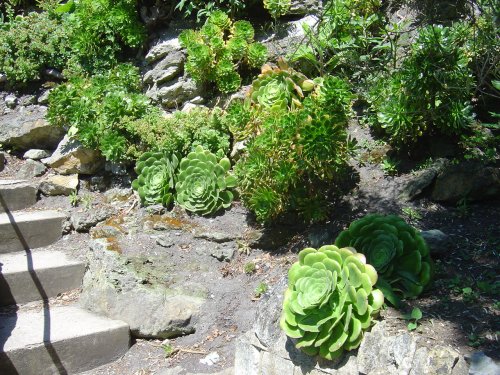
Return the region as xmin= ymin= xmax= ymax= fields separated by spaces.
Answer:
xmin=0 ymin=194 xmax=68 ymax=375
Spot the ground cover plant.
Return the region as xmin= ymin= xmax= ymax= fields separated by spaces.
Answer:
xmin=280 ymin=245 xmax=384 ymax=360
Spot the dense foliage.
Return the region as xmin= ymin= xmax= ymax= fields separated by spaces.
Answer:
xmin=47 ymin=64 xmax=150 ymax=162
xmin=235 ymin=74 xmax=355 ymax=223
xmin=280 ymin=245 xmax=384 ymax=360
xmin=335 ymin=214 xmax=433 ymax=306
xmin=179 ymin=10 xmax=267 ymax=93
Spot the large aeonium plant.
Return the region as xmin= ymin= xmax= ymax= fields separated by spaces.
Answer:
xmin=335 ymin=214 xmax=433 ymax=306
xmin=132 ymin=151 xmax=179 ymax=207
xmin=280 ymin=245 xmax=384 ymax=360
xmin=175 ymin=145 xmax=236 ymax=215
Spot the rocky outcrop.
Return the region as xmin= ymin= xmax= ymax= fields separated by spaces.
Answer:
xmin=39 ymin=174 xmax=79 ymax=196
xmin=0 ymin=106 xmax=65 ymax=150
xmin=42 ymin=135 xmax=104 ymax=175
xmin=143 ymin=26 xmax=203 ymax=109
xmin=234 ymin=278 xmax=468 ymax=375
xmin=431 ymin=161 xmax=500 ymax=203
xmin=71 ymin=206 xmax=117 ymax=232
xmin=398 ymin=159 xmax=448 ymax=201
xmin=80 ymin=238 xmax=206 ymax=339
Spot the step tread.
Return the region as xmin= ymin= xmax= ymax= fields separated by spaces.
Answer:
xmin=0 ymin=179 xmax=29 ymax=186
xmin=1 ymin=305 xmax=129 ymax=352
xmin=0 ymin=249 xmax=84 ymax=273
xmin=0 ymin=210 xmax=66 ymax=225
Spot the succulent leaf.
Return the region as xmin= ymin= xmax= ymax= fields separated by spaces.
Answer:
xmin=335 ymin=214 xmax=433 ymax=305
xmin=175 ymin=145 xmax=235 ymax=215
xmin=132 ymin=151 xmax=179 ymax=207
xmin=281 ymin=246 xmax=383 ymax=359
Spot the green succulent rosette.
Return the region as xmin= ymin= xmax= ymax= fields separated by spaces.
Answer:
xmin=280 ymin=245 xmax=384 ymax=360
xmin=246 ymin=42 xmax=268 ymax=69
xmin=335 ymin=214 xmax=433 ymax=306
xmin=208 ymin=10 xmax=231 ymax=31
xmin=175 ymin=145 xmax=237 ymax=215
xmin=132 ymin=152 xmax=179 ymax=207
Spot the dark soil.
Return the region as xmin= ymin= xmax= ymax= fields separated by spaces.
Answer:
xmin=1 ymin=125 xmax=498 ymax=374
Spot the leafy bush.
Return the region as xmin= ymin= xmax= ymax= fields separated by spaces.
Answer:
xmin=235 ymin=75 xmax=355 ymax=223
xmin=47 ymin=64 xmax=150 ymax=162
xmin=65 ymin=0 xmax=145 ymax=73
xmin=175 ymin=145 xmax=237 ymax=215
xmin=132 ymin=152 xmax=179 ymax=206
xmin=368 ymin=24 xmax=474 ymax=147
xmin=125 ymin=107 xmax=231 ymax=160
xmin=175 ymin=0 xmax=249 ymax=22
xmin=179 ymin=10 xmax=267 ymax=93
xmin=0 ymin=8 xmax=70 ymax=84
xmin=280 ymin=245 xmax=384 ymax=360
xmin=335 ymin=214 xmax=433 ymax=306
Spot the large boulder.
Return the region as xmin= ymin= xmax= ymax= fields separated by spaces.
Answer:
xmin=39 ymin=174 xmax=79 ymax=196
xmin=80 ymin=238 xmax=206 ymax=339
xmin=41 ymin=135 xmax=104 ymax=175
xmin=0 ymin=106 xmax=65 ymax=150
xmin=431 ymin=161 xmax=500 ymax=203
xmin=234 ymin=278 xmax=469 ymax=375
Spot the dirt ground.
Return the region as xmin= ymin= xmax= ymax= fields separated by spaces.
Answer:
xmin=1 ymin=125 xmax=498 ymax=374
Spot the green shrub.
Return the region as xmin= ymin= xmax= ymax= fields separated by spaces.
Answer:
xmin=175 ymin=145 xmax=237 ymax=215
xmin=0 ymin=9 xmax=70 ymax=84
xmin=179 ymin=10 xmax=267 ymax=93
xmin=47 ymin=64 xmax=150 ymax=162
xmin=263 ymin=0 xmax=291 ymax=19
xmin=125 ymin=107 xmax=231 ymax=160
xmin=335 ymin=214 xmax=434 ymax=306
xmin=368 ymin=24 xmax=474 ymax=147
xmin=235 ymin=75 xmax=355 ymax=223
xmin=65 ymin=0 xmax=145 ymax=73
xmin=175 ymin=0 xmax=248 ymax=22
xmin=280 ymin=245 xmax=384 ymax=360
xmin=132 ymin=152 xmax=179 ymax=207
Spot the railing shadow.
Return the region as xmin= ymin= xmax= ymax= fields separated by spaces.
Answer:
xmin=0 ymin=192 xmax=68 ymax=375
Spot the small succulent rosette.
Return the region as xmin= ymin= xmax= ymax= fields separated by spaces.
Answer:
xmin=175 ymin=145 xmax=237 ymax=215
xmin=132 ymin=151 xmax=179 ymax=207
xmin=280 ymin=245 xmax=384 ymax=360
xmin=335 ymin=214 xmax=433 ymax=306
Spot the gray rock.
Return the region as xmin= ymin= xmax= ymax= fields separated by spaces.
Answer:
xmin=19 ymin=95 xmax=36 ymax=106
xmin=410 ymin=346 xmax=463 ymax=375
xmin=80 ymin=239 xmax=206 ymax=339
xmin=0 ymin=73 xmax=6 ymax=83
xmin=42 ymin=135 xmax=104 ymax=175
xmin=104 ymin=161 xmax=128 ymax=176
xmin=431 ymin=161 xmax=500 ymax=203
xmin=211 ymin=245 xmax=235 ymax=262
xmin=39 ymin=174 xmax=79 ymax=196
xmin=71 ymin=205 xmax=117 ymax=232
xmin=23 ymin=149 xmax=51 ymax=160
xmin=148 ymin=77 xmax=202 ymax=109
xmin=16 ymin=159 xmax=47 ymax=178
xmin=44 ymin=68 xmax=64 ymax=80
xmin=156 ymin=234 xmax=174 ymax=248
xmin=103 ymin=188 xmax=133 ymax=203
xmin=145 ymin=30 xmax=183 ymax=64
xmin=89 ymin=224 xmax=123 ymax=239
xmin=288 ymin=0 xmax=321 ymax=16
xmin=468 ymin=352 xmax=500 ymax=375
xmin=420 ymin=229 xmax=451 ymax=258
xmin=0 ymin=152 xmax=4 ymax=172
xmin=0 ymin=106 xmax=65 ymax=150
xmin=399 ymin=158 xmax=448 ymax=201
xmin=37 ymin=89 xmax=52 ymax=105
xmin=5 ymin=94 xmax=17 ymax=109
xmin=194 ymin=230 xmax=235 ymax=243
xmin=144 ymin=51 xmax=184 ymax=85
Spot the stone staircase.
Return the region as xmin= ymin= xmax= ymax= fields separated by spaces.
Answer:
xmin=0 ymin=179 xmax=130 ymax=375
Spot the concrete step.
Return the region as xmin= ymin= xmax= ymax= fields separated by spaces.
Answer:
xmin=0 ymin=180 xmax=37 ymax=213
xmin=0 ymin=250 xmax=86 ymax=306
xmin=0 ymin=210 xmax=66 ymax=254
xmin=0 ymin=305 xmax=130 ymax=375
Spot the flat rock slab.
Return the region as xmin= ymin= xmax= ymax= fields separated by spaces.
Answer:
xmin=0 ymin=180 xmax=37 ymax=213
xmin=0 ymin=305 xmax=130 ymax=375
xmin=0 ymin=210 xmax=66 ymax=253
xmin=0 ymin=249 xmax=86 ymax=306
